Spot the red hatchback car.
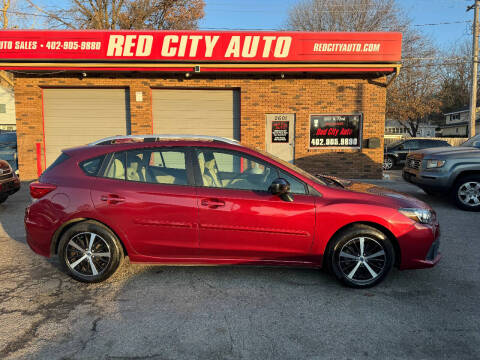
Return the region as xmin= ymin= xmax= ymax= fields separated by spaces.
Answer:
xmin=25 ymin=135 xmax=441 ymax=288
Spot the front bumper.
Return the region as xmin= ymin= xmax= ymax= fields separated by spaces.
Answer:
xmin=402 ymin=167 xmax=450 ymax=192
xmin=399 ymin=221 xmax=441 ymax=270
xmin=0 ymin=176 xmax=20 ymax=196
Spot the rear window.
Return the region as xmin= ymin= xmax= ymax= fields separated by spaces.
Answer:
xmin=44 ymin=153 xmax=70 ymax=174
xmin=0 ymin=132 xmax=16 ymax=144
xmin=80 ymin=155 xmax=105 ymax=176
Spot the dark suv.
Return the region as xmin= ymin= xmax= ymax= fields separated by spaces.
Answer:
xmin=384 ymin=139 xmax=450 ymax=170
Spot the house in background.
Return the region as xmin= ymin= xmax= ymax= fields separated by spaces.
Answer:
xmin=0 ymin=72 xmax=15 ymax=132
xmin=385 ymin=119 xmax=436 ymax=137
xmin=439 ymin=106 xmax=480 ymax=137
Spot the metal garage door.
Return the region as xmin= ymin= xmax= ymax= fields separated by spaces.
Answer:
xmin=43 ymin=89 xmax=128 ymax=166
xmin=152 ymin=89 xmax=240 ymax=139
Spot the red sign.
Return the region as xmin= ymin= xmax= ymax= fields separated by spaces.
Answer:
xmin=0 ymin=30 xmax=401 ymax=72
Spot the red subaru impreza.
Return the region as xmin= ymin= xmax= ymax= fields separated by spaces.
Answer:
xmin=25 ymin=136 xmax=441 ymax=288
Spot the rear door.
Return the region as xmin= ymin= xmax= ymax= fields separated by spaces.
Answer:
xmin=193 ymin=147 xmax=316 ymax=260
xmin=90 ymin=147 xmax=199 ymax=258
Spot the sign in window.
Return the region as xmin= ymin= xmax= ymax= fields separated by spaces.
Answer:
xmin=310 ymin=114 xmax=362 ymax=148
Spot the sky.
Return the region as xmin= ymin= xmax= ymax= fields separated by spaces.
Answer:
xmin=200 ymin=0 xmax=474 ymax=49
xmin=27 ymin=0 xmax=475 ymax=50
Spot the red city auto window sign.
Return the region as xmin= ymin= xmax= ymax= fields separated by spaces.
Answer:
xmin=0 ymin=30 xmax=402 ymax=63
xmin=310 ymin=114 xmax=362 ymax=148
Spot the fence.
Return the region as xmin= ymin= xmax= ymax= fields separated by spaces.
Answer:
xmin=384 ymin=135 xmax=468 ymax=147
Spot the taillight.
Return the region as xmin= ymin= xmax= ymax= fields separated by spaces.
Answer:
xmin=29 ymin=182 xmax=57 ymax=199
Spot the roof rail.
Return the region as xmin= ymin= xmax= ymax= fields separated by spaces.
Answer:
xmin=89 ymin=134 xmax=241 ymax=146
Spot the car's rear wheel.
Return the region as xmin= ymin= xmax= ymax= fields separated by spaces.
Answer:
xmin=58 ymin=221 xmax=124 ymax=283
xmin=0 ymin=194 xmax=8 ymax=204
xmin=383 ymin=156 xmax=395 ymax=170
xmin=328 ymin=225 xmax=395 ymax=288
xmin=453 ymin=175 xmax=480 ymax=211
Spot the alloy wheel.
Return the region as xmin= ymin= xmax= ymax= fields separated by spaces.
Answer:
xmin=457 ymin=181 xmax=480 ymax=207
xmin=383 ymin=157 xmax=393 ymax=170
xmin=338 ymin=236 xmax=386 ymax=285
xmin=65 ymin=232 xmax=111 ymax=277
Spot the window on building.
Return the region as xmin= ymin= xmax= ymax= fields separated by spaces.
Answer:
xmin=0 ymin=104 xmax=6 ymax=113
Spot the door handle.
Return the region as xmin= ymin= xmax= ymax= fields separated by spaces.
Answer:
xmin=201 ymin=198 xmax=225 ymax=208
xmin=100 ymin=194 xmax=125 ymax=205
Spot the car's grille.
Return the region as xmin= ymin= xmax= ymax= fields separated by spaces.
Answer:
xmin=407 ymin=157 xmax=421 ymax=170
xmin=0 ymin=170 xmax=13 ymax=181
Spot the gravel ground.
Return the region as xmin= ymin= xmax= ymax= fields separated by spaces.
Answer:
xmin=0 ymin=174 xmax=479 ymax=360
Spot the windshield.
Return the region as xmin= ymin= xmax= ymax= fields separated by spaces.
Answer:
xmin=461 ymin=134 xmax=480 ymax=147
xmin=244 ymin=145 xmax=329 ymax=186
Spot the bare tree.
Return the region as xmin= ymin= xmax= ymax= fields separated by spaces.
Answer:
xmin=26 ymin=0 xmax=205 ymax=30
xmin=287 ymin=0 xmax=441 ymax=137
xmin=437 ymin=40 xmax=472 ymax=113
xmin=2 ymin=0 xmax=10 ymax=29
xmin=287 ymin=0 xmax=409 ymax=33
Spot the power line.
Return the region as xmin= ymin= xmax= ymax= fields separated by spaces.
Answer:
xmin=0 ymin=9 xmax=472 ymax=31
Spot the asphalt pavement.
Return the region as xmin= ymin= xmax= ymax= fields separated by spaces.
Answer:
xmin=0 ymin=172 xmax=479 ymax=360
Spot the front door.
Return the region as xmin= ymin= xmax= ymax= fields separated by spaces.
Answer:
xmin=194 ymin=147 xmax=316 ymax=261
xmin=398 ymin=140 xmax=420 ymax=162
xmin=90 ymin=147 xmax=198 ymax=258
xmin=266 ymin=114 xmax=295 ymax=163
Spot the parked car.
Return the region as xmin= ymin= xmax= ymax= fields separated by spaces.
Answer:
xmin=25 ymin=135 xmax=441 ymax=288
xmin=0 ymin=131 xmax=18 ymax=173
xmin=384 ymin=139 xmax=450 ymax=170
xmin=0 ymin=159 xmax=20 ymax=204
xmin=403 ymin=134 xmax=480 ymax=211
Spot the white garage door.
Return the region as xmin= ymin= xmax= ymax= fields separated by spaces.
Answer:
xmin=152 ymin=89 xmax=240 ymax=139
xmin=43 ymin=89 xmax=128 ymax=166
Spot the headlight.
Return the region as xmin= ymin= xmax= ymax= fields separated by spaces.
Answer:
xmin=398 ymin=208 xmax=433 ymax=224
xmin=426 ymin=159 xmax=445 ymax=169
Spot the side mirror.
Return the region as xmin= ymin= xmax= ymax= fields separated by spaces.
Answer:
xmin=269 ymin=178 xmax=293 ymax=202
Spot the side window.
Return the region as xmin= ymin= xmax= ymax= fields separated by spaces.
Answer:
xmin=279 ymin=171 xmax=307 ymax=194
xmin=196 ymin=149 xmax=278 ymax=191
xmin=104 ymin=152 xmax=126 ymax=180
xmin=147 ymin=149 xmax=188 ymax=185
xmin=80 ymin=155 xmax=105 ymax=176
xmin=404 ymin=140 xmax=419 ymax=150
xmin=104 ymin=149 xmax=189 ymax=185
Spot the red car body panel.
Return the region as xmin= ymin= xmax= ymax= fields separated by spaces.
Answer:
xmin=25 ymin=140 xmax=441 ymax=271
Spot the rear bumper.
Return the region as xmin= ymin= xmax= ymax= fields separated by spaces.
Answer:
xmin=24 ymin=205 xmax=54 ymax=258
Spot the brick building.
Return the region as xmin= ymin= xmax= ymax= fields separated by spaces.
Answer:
xmin=1 ymin=30 xmax=402 ymax=180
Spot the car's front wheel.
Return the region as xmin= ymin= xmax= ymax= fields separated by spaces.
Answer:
xmin=58 ymin=221 xmax=124 ymax=283
xmin=328 ymin=225 xmax=395 ymax=288
xmin=453 ymin=175 xmax=480 ymax=211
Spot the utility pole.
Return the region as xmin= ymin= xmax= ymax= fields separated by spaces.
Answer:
xmin=468 ymin=0 xmax=479 ymax=137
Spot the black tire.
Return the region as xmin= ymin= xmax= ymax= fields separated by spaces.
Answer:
xmin=327 ymin=225 xmax=395 ymax=288
xmin=452 ymin=175 xmax=480 ymax=212
xmin=383 ymin=156 xmax=395 ymax=170
xmin=58 ymin=221 xmax=124 ymax=283
xmin=0 ymin=194 xmax=8 ymax=204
